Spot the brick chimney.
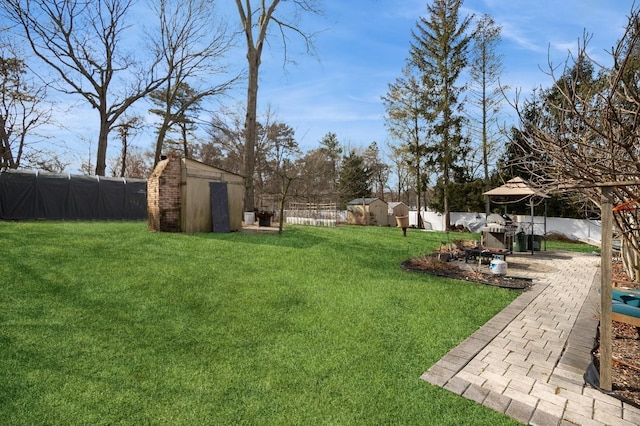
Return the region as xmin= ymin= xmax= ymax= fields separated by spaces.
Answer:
xmin=147 ymin=155 xmax=182 ymax=232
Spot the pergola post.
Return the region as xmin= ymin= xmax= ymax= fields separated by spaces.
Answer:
xmin=530 ymin=198 xmax=535 ymax=255
xmin=600 ymin=186 xmax=613 ymax=391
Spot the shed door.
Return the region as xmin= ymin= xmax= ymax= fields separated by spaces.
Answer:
xmin=210 ymin=182 xmax=230 ymax=233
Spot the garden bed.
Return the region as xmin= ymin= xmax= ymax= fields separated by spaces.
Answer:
xmin=400 ymin=255 xmax=532 ymax=290
xmin=590 ymin=261 xmax=640 ymax=408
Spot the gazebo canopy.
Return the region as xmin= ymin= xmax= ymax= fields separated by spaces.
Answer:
xmin=483 ymin=177 xmax=549 ymax=199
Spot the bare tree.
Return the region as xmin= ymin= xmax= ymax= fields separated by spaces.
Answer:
xmin=234 ymin=0 xmax=321 ymax=212
xmin=112 ymin=114 xmax=143 ymax=177
xmin=385 ymin=142 xmax=412 ymax=205
xmin=259 ymin=120 xmax=299 ymax=204
xmin=149 ymin=0 xmax=238 ymax=166
xmin=260 ymin=121 xmax=300 ymax=233
xmin=203 ymin=104 xmax=248 ymax=174
xmin=512 ymin=7 xmax=640 ymax=277
xmin=383 ymin=63 xmax=429 ymax=227
xmin=468 ymin=13 xmax=507 ymax=214
xmin=1 ymin=0 xmax=168 ymax=176
xmin=275 ymin=158 xmax=299 ymax=234
xmin=362 ymin=141 xmax=389 ymax=201
xmin=0 ymin=43 xmax=52 ymax=171
xmin=109 ymin=145 xmax=153 ymax=178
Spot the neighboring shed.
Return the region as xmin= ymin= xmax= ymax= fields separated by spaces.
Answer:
xmin=346 ymin=197 xmax=388 ymax=226
xmin=387 ymin=201 xmax=409 ymax=225
xmin=147 ymin=155 xmax=244 ymax=233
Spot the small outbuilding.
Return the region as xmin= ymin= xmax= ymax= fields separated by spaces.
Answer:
xmin=147 ymin=155 xmax=244 ymax=233
xmin=387 ymin=201 xmax=409 ymax=225
xmin=346 ymin=197 xmax=388 ymax=226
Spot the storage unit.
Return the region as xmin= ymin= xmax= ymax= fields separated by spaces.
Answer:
xmin=388 ymin=201 xmax=409 ymax=217
xmin=346 ymin=197 xmax=388 ymax=226
xmin=387 ymin=201 xmax=409 ymax=226
xmin=147 ymin=155 xmax=244 ymax=233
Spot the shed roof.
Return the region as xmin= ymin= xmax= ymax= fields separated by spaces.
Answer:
xmin=183 ymin=157 xmax=244 ymax=178
xmin=483 ymin=177 xmax=549 ymax=198
xmin=347 ymin=197 xmax=385 ymax=205
xmin=388 ymin=201 xmax=408 ymax=209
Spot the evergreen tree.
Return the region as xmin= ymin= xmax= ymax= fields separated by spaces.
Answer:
xmin=409 ymin=0 xmax=473 ymax=229
xmin=318 ymin=132 xmax=342 ymax=200
xmin=336 ymin=149 xmax=372 ymax=208
xmin=149 ymin=82 xmax=202 ymax=160
xmin=362 ymin=142 xmax=389 ymax=200
xmin=509 ymin=60 xmax=604 ymax=219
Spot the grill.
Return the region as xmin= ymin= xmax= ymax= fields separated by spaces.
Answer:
xmin=482 ymin=214 xmax=516 ymax=251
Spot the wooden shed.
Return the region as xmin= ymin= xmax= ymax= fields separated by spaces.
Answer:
xmin=387 ymin=201 xmax=409 ymax=225
xmin=147 ymin=155 xmax=244 ymax=233
xmin=346 ymin=197 xmax=388 ymax=226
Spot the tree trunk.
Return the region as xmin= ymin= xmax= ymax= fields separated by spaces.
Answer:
xmin=416 ymin=167 xmax=423 ymax=229
xmin=243 ymin=50 xmax=259 ymax=213
xmin=120 ymin=134 xmax=127 ymax=178
xmin=182 ymin=125 xmax=189 ymax=159
xmin=482 ymin=79 xmax=490 ymax=216
xmin=443 ymin=179 xmax=450 ymax=231
xmin=153 ymin=108 xmax=174 ymax=166
xmin=95 ymin=121 xmax=109 ymax=176
xmin=0 ymin=115 xmax=15 ymax=169
xmin=278 ymin=175 xmax=293 ymax=234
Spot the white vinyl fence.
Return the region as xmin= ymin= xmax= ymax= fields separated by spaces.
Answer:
xmin=283 ymin=207 xmax=602 ymax=244
xmin=413 ymin=211 xmax=602 ymax=245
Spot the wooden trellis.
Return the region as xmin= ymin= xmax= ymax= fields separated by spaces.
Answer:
xmin=558 ymin=181 xmax=639 ymax=392
xmin=599 ymin=183 xmax=640 ymax=391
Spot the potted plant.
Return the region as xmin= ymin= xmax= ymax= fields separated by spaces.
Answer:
xmin=256 ymin=210 xmax=273 ymax=227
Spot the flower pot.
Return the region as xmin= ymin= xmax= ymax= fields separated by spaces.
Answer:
xmin=395 ymin=215 xmax=409 ymax=228
xmin=257 ymin=212 xmax=273 ymax=227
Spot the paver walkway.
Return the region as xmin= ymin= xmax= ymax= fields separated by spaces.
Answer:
xmin=421 ymin=251 xmax=640 ymax=425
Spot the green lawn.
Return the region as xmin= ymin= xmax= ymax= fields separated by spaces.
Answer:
xmin=0 ymin=222 xmax=525 ymax=425
xmin=545 ymin=238 xmax=599 ymax=253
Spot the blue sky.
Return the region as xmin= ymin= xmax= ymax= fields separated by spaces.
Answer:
xmin=18 ymin=0 xmax=637 ymax=172
xmin=247 ymin=0 xmax=632 ymax=154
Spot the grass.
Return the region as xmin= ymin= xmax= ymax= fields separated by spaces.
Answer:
xmin=0 ymin=222 xmax=525 ymax=425
xmin=545 ymin=238 xmax=599 ymax=253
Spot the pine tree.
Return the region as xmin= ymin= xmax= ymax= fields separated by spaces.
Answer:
xmin=410 ymin=0 xmax=473 ymax=229
xmin=336 ymin=150 xmax=372 ymax=208
xmin=318 ymin=132 xmax=342 ymax=200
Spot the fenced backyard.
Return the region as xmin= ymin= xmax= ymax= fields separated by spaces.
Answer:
xmin=1 ymin=221 xmax=556 ymax=424
xmin=284 ymin=201 xmax=345 ymax=227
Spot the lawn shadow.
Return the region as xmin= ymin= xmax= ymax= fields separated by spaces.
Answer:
xmin=189 ymin=225 xmax=328 ymax=250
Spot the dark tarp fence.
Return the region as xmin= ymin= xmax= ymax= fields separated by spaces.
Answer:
xmin=0 ymin=170 xmax=147 ymax=220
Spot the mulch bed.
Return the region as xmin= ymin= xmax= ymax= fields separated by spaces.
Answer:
xmin=591 ymin=261 xmax=640 ymax=408
xmin=400 ymin=254 xmax=532 ymax=289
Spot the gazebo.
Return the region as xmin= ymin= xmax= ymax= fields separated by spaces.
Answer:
xmin=483 ymin=177 xmax=550 ymax=254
